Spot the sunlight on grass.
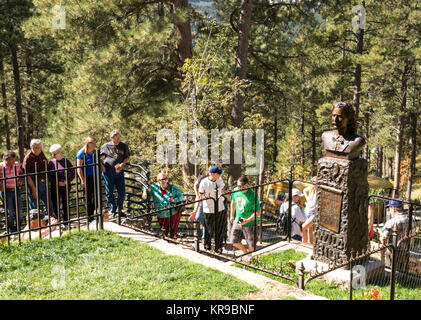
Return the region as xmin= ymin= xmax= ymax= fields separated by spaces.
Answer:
xmin=0 ymin=231 xmax=258 ymax=300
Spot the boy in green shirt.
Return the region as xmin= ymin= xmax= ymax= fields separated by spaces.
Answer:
xmin=230 ymin=176 xmax=261 ymax=254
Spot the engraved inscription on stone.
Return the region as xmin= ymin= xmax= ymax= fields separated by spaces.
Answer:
xmin=319 ymin=185 xmax=343 ymax=233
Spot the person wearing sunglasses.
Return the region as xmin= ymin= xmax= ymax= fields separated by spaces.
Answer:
xmin=142 ymin=172 xmax=184 ymax=238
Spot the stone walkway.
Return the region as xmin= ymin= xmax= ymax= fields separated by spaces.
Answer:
xmin=103 ymin=222 xmax=328 ymax=300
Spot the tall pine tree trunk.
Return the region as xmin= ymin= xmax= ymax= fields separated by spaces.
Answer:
xmin=392 ymin=61 xmax=410 ymax=197
xmin=0 ymin=56 xmax=11 ymax=150
xmin=172 ymin=0 xmax=192 ymax=67
xmin=376 ymin=145 xmax=383 ymax=177
xmin=171 ymin=0 xmax=194 ymax=187
xmin=387 ymin=158 xmax=393 ymax=180
xmin=364 ymin=111 xmax=370 ymax=163
xmin=10 ymin=47 xmax=25 ymax=161
xmin=230 ymin=0 xmax=253 ymax=186
xmin=406 ymin=112 xmax=417 ymax=200
xmin=273 ymin=110 xmax=278 ymax=173
xmin=25 ymin=52 xmax=34 ymax=148
xmin=311 ymin=123 xmax=316 ymax=176
xmin=300 ymin=108 xmax=305 ymax=176
xmin=353 ymin=0 xmax=365 ymax=128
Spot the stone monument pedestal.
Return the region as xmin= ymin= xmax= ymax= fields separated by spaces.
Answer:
xmin=296 ymin=255 xmax=385 ymax=289
xmin=313 ymin=156 xmax=369 ymax=265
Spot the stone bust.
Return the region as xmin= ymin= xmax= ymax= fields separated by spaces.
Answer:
xmin=321 ymin=102 xmax=366 ymax=160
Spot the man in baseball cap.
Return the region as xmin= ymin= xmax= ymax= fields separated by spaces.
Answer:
xmin=292 ymin=188 xmax=304 ymax=197
xmin=198 ymin=165 xmax=227 ymax=252
xmin=381 ymin=199 xmax=412 ymax=272
xmin=281 ymin=188 xmax=307 ymax=241
xmin=209 ymin=165 xmax=224 ymax=175
xmin=385 ymin=200 xmax=403 ymax=208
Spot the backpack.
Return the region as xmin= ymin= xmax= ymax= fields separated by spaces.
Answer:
xmin=276 ymin=204 xmax=295 ymax=236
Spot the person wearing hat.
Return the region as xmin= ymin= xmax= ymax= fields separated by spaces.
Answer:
xmin=198 ymin=165 xmax=228 ymax=252
xmin=47 ymin=144 xmax=75 ymax=229
xmin=279 ymin=188 xmax=307 ymax=241
xmin=100 ymin=130 xmax=130 ymax=218
xmin=380 ymin=200 xmax=409 ymax=244
xmin=380 ymin=200 xmax=412 ymax=272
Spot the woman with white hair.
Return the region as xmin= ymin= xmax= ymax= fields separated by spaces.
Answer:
xmin=47 ymin=144 xmax=75 ymax=229
xmin=142 ymin=172 xmax=184 ymax=238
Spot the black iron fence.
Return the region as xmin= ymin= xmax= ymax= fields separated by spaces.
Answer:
xmin=1 ymin=152 xmax=307 ymax=256
xmin=233 ymin=193 xmax=421 ymax=300
xmin=118 ymin=174 xmax=309 ymax=257
xmin=0 ymin=150 xmax=104 ymax=245
xmin=3 ymin=158 xmax=421 ymax=300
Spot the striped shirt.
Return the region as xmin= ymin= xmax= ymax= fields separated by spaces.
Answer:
xmin=0 ymin=161 xmax=23 ymax=189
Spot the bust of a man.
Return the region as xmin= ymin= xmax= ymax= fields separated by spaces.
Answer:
xmin=321 ymin=102 xmax=365 ymax=160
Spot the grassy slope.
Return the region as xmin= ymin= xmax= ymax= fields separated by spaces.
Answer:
xmin=0 ymin=231 xmax=257 ymax=300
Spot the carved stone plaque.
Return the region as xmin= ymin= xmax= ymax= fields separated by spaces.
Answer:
xmin=319 ymin=185 xmax=343 ymax=233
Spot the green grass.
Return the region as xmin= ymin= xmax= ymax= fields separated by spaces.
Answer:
xmin=0 ymin=230 xmax=258 ymax=300
xmin=236 ymin=249 xmax=421 ymax=300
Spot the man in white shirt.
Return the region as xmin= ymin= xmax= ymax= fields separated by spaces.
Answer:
xmin=198 ymin=166 xmax=228 ymax=252
xmin=280 ymin=188 xmax=307 ymax=241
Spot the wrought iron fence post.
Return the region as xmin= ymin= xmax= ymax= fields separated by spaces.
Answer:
xmin=195 ymin=220 xmax=200 ymax=252
xmin=24 ymin=166 xmax=31 ymax=241
xmin=83 ymin=155 xmax=90 ymax=230
xmin=117 ymin=207 xmax=121 ymax=225
xmin=126 ymin=193 xmax=131 ymax=218
xmin=349 ymin=256 xmax=353 ymax=300
xmin=288 ymin=168 xmax=293 ymax=242
xmin=253 ymin=186 xmax=258 ymax=252
xmin=2 ymin=167 xmax=10 ymax=244
xmin=13 ymin=165 xmax=21 ymax=245
xmin=259 ymin=200 xmax=263 ymax=244
xmin=298 ymin=262 xmax=305 ymax=290
xmin=44 ymin=161 xmax=52 ymax=236
xmin=214 ymin=184 xmax=219 ymax=252
xmin=95 ymin=150 xmax=104 ymax=230
xmin=390 ymin=224 xmax=398 ymax=300
xmin=408 ymin=204 xmax=413 ymax=239
xmin=35 ymin=162 xmax=42 ymax=239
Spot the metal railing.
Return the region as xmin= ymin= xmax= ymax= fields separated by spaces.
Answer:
xmin=6 ymin=158 xmax=420 ymax=300
xmin=118 ymin=172 xmax=306 ymax=258
xmin=234 ymin=193 xmax=421 ymax=300
xmin=0 ymin=150 xmax=104 ymax=245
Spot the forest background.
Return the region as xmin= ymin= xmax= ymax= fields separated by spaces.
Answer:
xmin=0 ymin=0 xmax=420 ymax=200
